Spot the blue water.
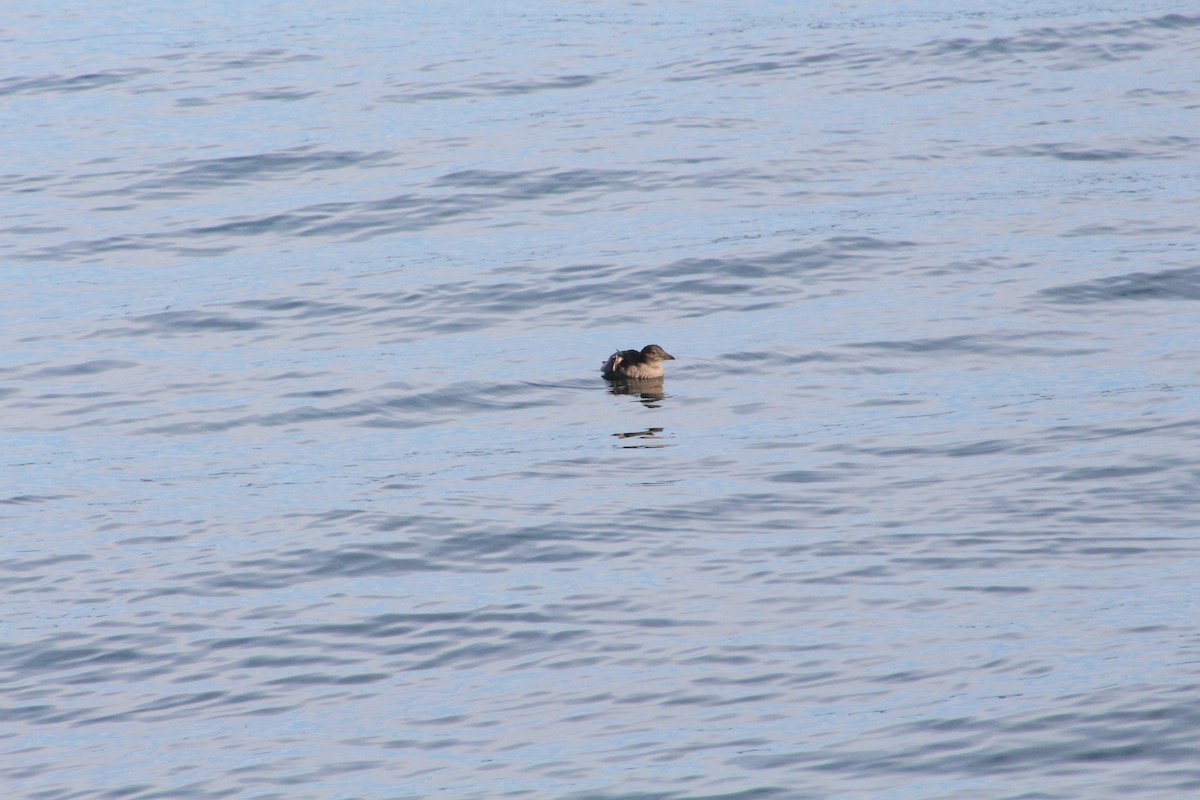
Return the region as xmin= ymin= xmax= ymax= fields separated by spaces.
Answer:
xmin=4 ymin=3 xmax=1200 ymax=798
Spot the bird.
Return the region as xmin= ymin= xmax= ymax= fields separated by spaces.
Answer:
xmin=601 ymin=344 xmax=675 ymax=380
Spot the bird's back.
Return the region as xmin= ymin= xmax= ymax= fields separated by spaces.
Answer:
xmin=601 ymin=349 xmax=638 ymax=377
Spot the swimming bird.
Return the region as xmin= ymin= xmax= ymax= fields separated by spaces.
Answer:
xmin=601 ymin=344 xmax=675 ymax=380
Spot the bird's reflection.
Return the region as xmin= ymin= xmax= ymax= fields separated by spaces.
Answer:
xmin=605 ymin=377 xmax=669 ymax=446
xmin=612 ymin=426 xmax=667 ymax=448
xmin=607 ymin=378 xmax=665 ymax=406
xmin=603 ymin=373 xmax=669 ymax=444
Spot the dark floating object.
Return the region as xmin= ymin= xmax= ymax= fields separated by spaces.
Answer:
xmin=601 ymin=344 xmax=675 ymax=380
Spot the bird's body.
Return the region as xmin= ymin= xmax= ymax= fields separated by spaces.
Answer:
xmin=601 ymin=344 xmax=675 ymax=380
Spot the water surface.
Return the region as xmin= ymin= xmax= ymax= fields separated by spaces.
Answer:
xmin=3 ymin=2 xmax=1200 ymax=798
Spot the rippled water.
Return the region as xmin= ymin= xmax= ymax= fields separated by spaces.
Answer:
xmin=4 ymin=3 xmax=1200 ymax=798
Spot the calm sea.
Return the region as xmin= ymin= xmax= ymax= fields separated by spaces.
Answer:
xmin=3 ymin=2 xmax=1199 ymax=798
